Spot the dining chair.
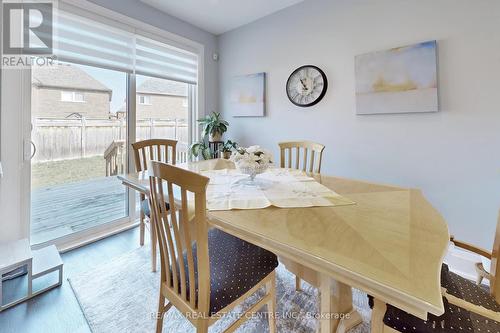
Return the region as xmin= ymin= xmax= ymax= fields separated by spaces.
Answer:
xmin=278 ymin=140 xmax=325 ymax=173
xmin=148 ymin=161 xmax=278 ymax=333
xmin=370 ymin=211 xmax=500 ymax=333
xmin=278 ymin=140 xmax=325 ymax=291
xmin=131 ymin=139 xmax=177 ymax=271
xmin=451 ymin=236 xmax=494 ymax=286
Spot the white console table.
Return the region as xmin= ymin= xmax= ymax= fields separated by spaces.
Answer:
xmin=0 ymin=239 xmax=63 ymax=311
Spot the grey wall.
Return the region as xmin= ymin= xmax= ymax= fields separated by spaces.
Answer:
xmin=88 ymin=0 xmax=218 ymax=117
xmin=219 ymin=0 xmax=500 ymax=248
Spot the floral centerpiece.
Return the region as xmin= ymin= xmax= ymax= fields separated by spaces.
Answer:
xmin=230 ymin=145 xmax=273 ymax=180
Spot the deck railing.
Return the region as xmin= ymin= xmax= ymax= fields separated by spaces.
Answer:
xmin=177 ymin=147 xmax=189 ymax=164
xmin=104 ymin=140 xmax=125 ymax=176
xmin=104 ymin=141 xmax=189 ymax=176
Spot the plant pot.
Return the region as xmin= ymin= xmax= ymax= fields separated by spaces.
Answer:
xmin=209 ymin=132 xmax=222 ymax=142
xmin=219 ymin=151 xmax=232 ymax=159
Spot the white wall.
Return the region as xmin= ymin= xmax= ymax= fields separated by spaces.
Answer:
xmin=219 ymin=0 xmax=500 ymax=249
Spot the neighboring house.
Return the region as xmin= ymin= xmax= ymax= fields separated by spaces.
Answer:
xmin=135 ymin=77 xmax=188 ymax=120
xmin=32 ymin=64 xmax=112 ymax=119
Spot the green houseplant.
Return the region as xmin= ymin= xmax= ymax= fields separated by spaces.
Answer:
xmin=189 ymin=141 xmax=211 ymax=160
xmin=220 ymin=140 xmax=238 ymax=159
xmin=198 ymin=112 xmax=228 ymax=142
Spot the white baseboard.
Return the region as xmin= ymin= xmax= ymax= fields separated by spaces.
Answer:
xmin=444 ymin=243 xmax=489 ymax=286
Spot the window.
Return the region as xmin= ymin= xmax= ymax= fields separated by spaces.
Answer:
xmin=74 ymin=92 xmax=84 ymax=102
xmin=138 ymin=95 xmax=151 ymax=105
xmin=61 ymin=91 xmax=85 ymax=103
xmin=61 ymin=91 xmax=72 ymax=101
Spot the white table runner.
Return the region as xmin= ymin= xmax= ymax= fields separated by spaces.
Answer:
xmin=200 ymin=168 xmax=355 ymax=211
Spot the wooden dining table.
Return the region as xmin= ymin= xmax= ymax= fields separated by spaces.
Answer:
xmin=118 ymin=158 xmax=449 ymax=333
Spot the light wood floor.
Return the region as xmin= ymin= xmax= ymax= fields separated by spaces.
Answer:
xmin=0 ymin=227 xmax=143 ymax=333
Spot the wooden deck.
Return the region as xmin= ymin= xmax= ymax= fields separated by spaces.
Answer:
xmin=31 ymin=176 xmax=128 ymax=244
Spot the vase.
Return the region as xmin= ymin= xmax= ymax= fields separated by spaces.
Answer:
xmin=209 ymin=132 xmax=222 ymax=142
xmin=236 ymin=163 xmax=269 ymax=182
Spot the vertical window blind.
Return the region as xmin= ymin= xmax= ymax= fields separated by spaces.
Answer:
xmin=51 ymin=8 xmax=198 ymax=84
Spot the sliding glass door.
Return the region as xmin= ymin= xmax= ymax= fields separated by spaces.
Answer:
xmin=27 ymin=4 xmax=200 ymax=246
xmin=30 ymin=62 xmax=129 ymax=244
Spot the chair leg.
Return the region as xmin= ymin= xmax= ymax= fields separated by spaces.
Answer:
xmin=150 ymin=217 xmax=157 ymax=272
xmin=139 ymin=215 xmax=145 ymax=246
xmin=156 ymin=293 xmax=171 ymax=333
xmin=295 ymin=276 xmax=302 ymax=291
xmin=139 ymin=194 xmax=146 ymax=246
xmin=371 ymin=297 xmax=387 ymax=333
xmin=475 ymin=262 xmax=490 ymax=286
xmin=196 ymin=318 xmax=209 ymax=333
xmin=266 ymin=272 xmax=277 ymax=333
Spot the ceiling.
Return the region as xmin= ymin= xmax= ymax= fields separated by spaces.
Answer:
xmin=140 ymin=0 xmax=304 ymax=35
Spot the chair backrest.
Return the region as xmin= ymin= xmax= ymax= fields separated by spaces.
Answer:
xmin=132 ymin=139 xmax=177 ymax=172
xmin=148 ymin=161 xmax=211 ymax=315
xmin=491 ymin=212 xmax=500 ymax=302
xmin=279 ymin=141 xmax=325 ymax=174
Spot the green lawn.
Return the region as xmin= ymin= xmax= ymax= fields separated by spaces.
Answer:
xmin=32 ymin=156 xmax=109 ymax=189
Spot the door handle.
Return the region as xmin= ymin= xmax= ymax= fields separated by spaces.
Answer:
xmin=30 ymin=141 xmax=37 ymax=160
xmin=24 ymin=140 xmax=36 ymax=161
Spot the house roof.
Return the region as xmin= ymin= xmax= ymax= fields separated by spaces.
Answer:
xmin=115 ymin=103 xmax=126 ymax=114
xmin=32 ymin=64 xmax=112 ymax=95
xmin=137 ymin=77 xmax=187 ymax=97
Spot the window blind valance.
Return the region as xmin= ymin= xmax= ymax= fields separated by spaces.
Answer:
xmin=135 ymin=36 xmax=198 ymax=84
xmin=51 ymin=8 xmax=198 ymax=84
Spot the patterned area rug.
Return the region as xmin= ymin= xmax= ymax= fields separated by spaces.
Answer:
xmin=69 ymin=246 xmax=372 ymax=333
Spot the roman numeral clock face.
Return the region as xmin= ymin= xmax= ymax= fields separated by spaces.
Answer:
xmin=286 ymin=65 xmax=328 ymax=107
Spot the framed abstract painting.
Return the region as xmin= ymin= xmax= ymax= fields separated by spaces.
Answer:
xmin=355 ymin=40 xmax=438 ymax=115
xmin=229 ymin=72 xmax=265 ymax=117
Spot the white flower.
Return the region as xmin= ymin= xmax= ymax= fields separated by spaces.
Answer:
xmin=230 ymin=145 xmax=273 ymax=172
xmin=246 ymin=145 xmax=260 ymax=153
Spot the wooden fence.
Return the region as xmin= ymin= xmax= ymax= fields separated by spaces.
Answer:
xmin=32 ymin=117 xmax=189 ymax=163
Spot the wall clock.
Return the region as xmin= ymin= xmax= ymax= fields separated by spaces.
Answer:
xmin=286 ymin=65 xmax=328 ymax=107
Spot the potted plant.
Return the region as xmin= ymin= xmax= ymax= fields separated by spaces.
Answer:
xmin=198 ymin=112 xmax=228 ymax=142
xmin=189 ymin=140 xmax=211 ymax=160
xmin=219 ymin=140 xmax=238 ymax=159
